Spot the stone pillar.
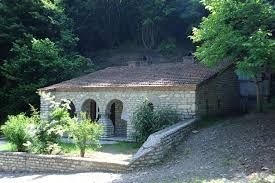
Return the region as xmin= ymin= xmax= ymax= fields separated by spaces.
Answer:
xmin=125 ymin=113 xmax=135 ymax=141
xmin=98 ymin=113 xmax=114 ymax=138
xmin=40 ymin=96 xmax=50 ymax=121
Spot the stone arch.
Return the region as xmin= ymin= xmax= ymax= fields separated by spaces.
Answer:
xmin=81 ymin=99 xmax=99 ymax=121
xmin=61 ymin=99 xmax=76 ymax=118
xmin=106 ymin=99 xmax=127 ymax=137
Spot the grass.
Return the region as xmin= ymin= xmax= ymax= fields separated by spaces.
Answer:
xmin=0 ymin=142 xmax=17 ymax=152
xmin=59 ymin=141 xmax=140 ymax=156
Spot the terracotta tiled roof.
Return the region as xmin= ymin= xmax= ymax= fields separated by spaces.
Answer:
xmin=41 ymin=57 xmax=230 ymax=91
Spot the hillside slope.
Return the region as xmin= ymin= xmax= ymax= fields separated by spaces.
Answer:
xmin=117 ymin=112 xmax=275 ymax=183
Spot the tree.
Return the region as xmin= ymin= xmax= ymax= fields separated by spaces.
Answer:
xmin=63 ymin=0 xmax=206 ymax=53
xmin=67 ymin=113 xmax=103 ymax=157
xmin=1 ymin=38 xmax=90 ymax=120
xmin=0 ymin=0 xmax=91 ymax=122
xmin=191 ymin=0 xmax=275 ymax=112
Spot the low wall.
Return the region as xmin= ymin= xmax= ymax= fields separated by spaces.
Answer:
xmin=129 ymin=118 xmax=197 ymax=169
xmin=0 ymin=152 xmax=128 ymax=173
xmin=0 ymin=119 xmax=197 ymax=173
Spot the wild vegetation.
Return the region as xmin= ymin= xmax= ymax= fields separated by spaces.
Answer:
xmin=0 ymin=93 xmax=103 ymax=157
xmin=132 ymin=100 xmax=180 ymax=144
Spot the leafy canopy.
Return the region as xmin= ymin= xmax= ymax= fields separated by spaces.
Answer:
xmin=191 ymin=0 xmax=275 ymax=78
xmin=1 ymin=38 xmax=90 ymax=118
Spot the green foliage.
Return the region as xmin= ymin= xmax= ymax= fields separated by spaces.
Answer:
xmin=67 ymin=113 xmax=103 ymax=157
xmin=0 ymin=114 xmax=33 ymax=152
xmin=133 ymin=100 xmax=180 ymax=144
xmin=0 ymin=0 xmax=92 ymax=123
xmin=63 ymin=0 xmax=206 ymax=52
xmin=191 ymin=0 xmax=275 ymax=79
xmin=24 ymin=94 xmax=73 ymax=154
xmin=0 ymin=38 xmax=91 ymax=122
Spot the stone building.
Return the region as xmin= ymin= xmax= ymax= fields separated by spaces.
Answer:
xmin=40 ymin=57 xmax=240 ymax=141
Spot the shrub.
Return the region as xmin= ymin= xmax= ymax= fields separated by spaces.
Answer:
xmin=67 ymin=113 xmax=103 ymax=157
xmin=25 ymin=96 xmax=73 ymax=154
xmin=1 ymin=114 xmax=32 ymax=152
xmin=132 ymin=100 xmax=180 ymax=144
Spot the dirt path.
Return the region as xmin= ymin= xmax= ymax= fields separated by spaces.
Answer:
xmin=1 ymin=112 xmax=275 ymax=183
xmin=116 ymin=112 xmax=275 ymax=183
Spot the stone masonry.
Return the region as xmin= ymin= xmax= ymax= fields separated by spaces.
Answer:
xmin=129 ymin=118 xmax=198 ymax=169
xmin=41 ymin=87 xmax=197 ymax=141
xmin=40 ymin=58 xmax=240 ymax=141
xmin=0 ymin=152 xmax=128 ymax=173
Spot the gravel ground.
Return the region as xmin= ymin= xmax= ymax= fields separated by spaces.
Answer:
xmin=1 ymin=112 xmax=275 ymax=183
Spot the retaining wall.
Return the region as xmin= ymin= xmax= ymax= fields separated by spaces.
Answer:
xmin=129 ymin=118 xmax=197 ymax=169
xmin=0 ymin=153 xmax=128 ymax=173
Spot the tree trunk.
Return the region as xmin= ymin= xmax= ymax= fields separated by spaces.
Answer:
xmin=255 ymin=81 xmax=263 ymax=112
xmin=80 ymin=148 xmax=85 ymax=158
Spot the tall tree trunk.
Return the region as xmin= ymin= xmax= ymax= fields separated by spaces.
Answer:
xmin=255 ymin=81 xmax=263 ymax=112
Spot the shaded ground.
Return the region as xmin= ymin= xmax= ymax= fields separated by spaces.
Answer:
xmin=116 ymin=112 xmax=275 ymax=183
xmin=1 ymin=112 xmax=275 ymax=182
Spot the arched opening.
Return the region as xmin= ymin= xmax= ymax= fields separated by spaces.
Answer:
xmin=68 ymin=102 xmax=76 ymax=118
xmin=107 ymin=99 xmax=127 ymax=138
xmin=82 ymin=99 xmax=99 ymax=121
xmin=61 ymin=100 xmax=76 ymax=118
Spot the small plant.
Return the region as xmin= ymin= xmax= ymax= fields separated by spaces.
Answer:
xmin=1 ymin=114 xmax=32 ymax=152
xmin=133 ymin=100 xmax=180 ymax=144
xmin=67 ymin=113 xmax=103 ymax=157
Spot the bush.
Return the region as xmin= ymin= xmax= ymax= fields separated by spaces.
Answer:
xmin=24 ymin=95 xmax=73 ymax=154
xmin=67 ymin=113 xmax=103 ymax=157
xmin=1 ymin=114 xmax=32 ymax=152
xmin=25 ymin=103 xmax=72 ymax=154
xmin=133 ymin=100 xmax=180 ymax=144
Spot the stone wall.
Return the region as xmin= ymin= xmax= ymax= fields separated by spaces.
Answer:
xmin=0 ymin=152 xmax=128 ymax=173
xmin=40 ymin=87 xmax=197 ymax=141
xmin=129 ymin=119 xmax=197 ymax=169
xmin=196 ymin=66 xmax=240 ymax=116
xmin=0 ymin=119 xmax=197 ymax=173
